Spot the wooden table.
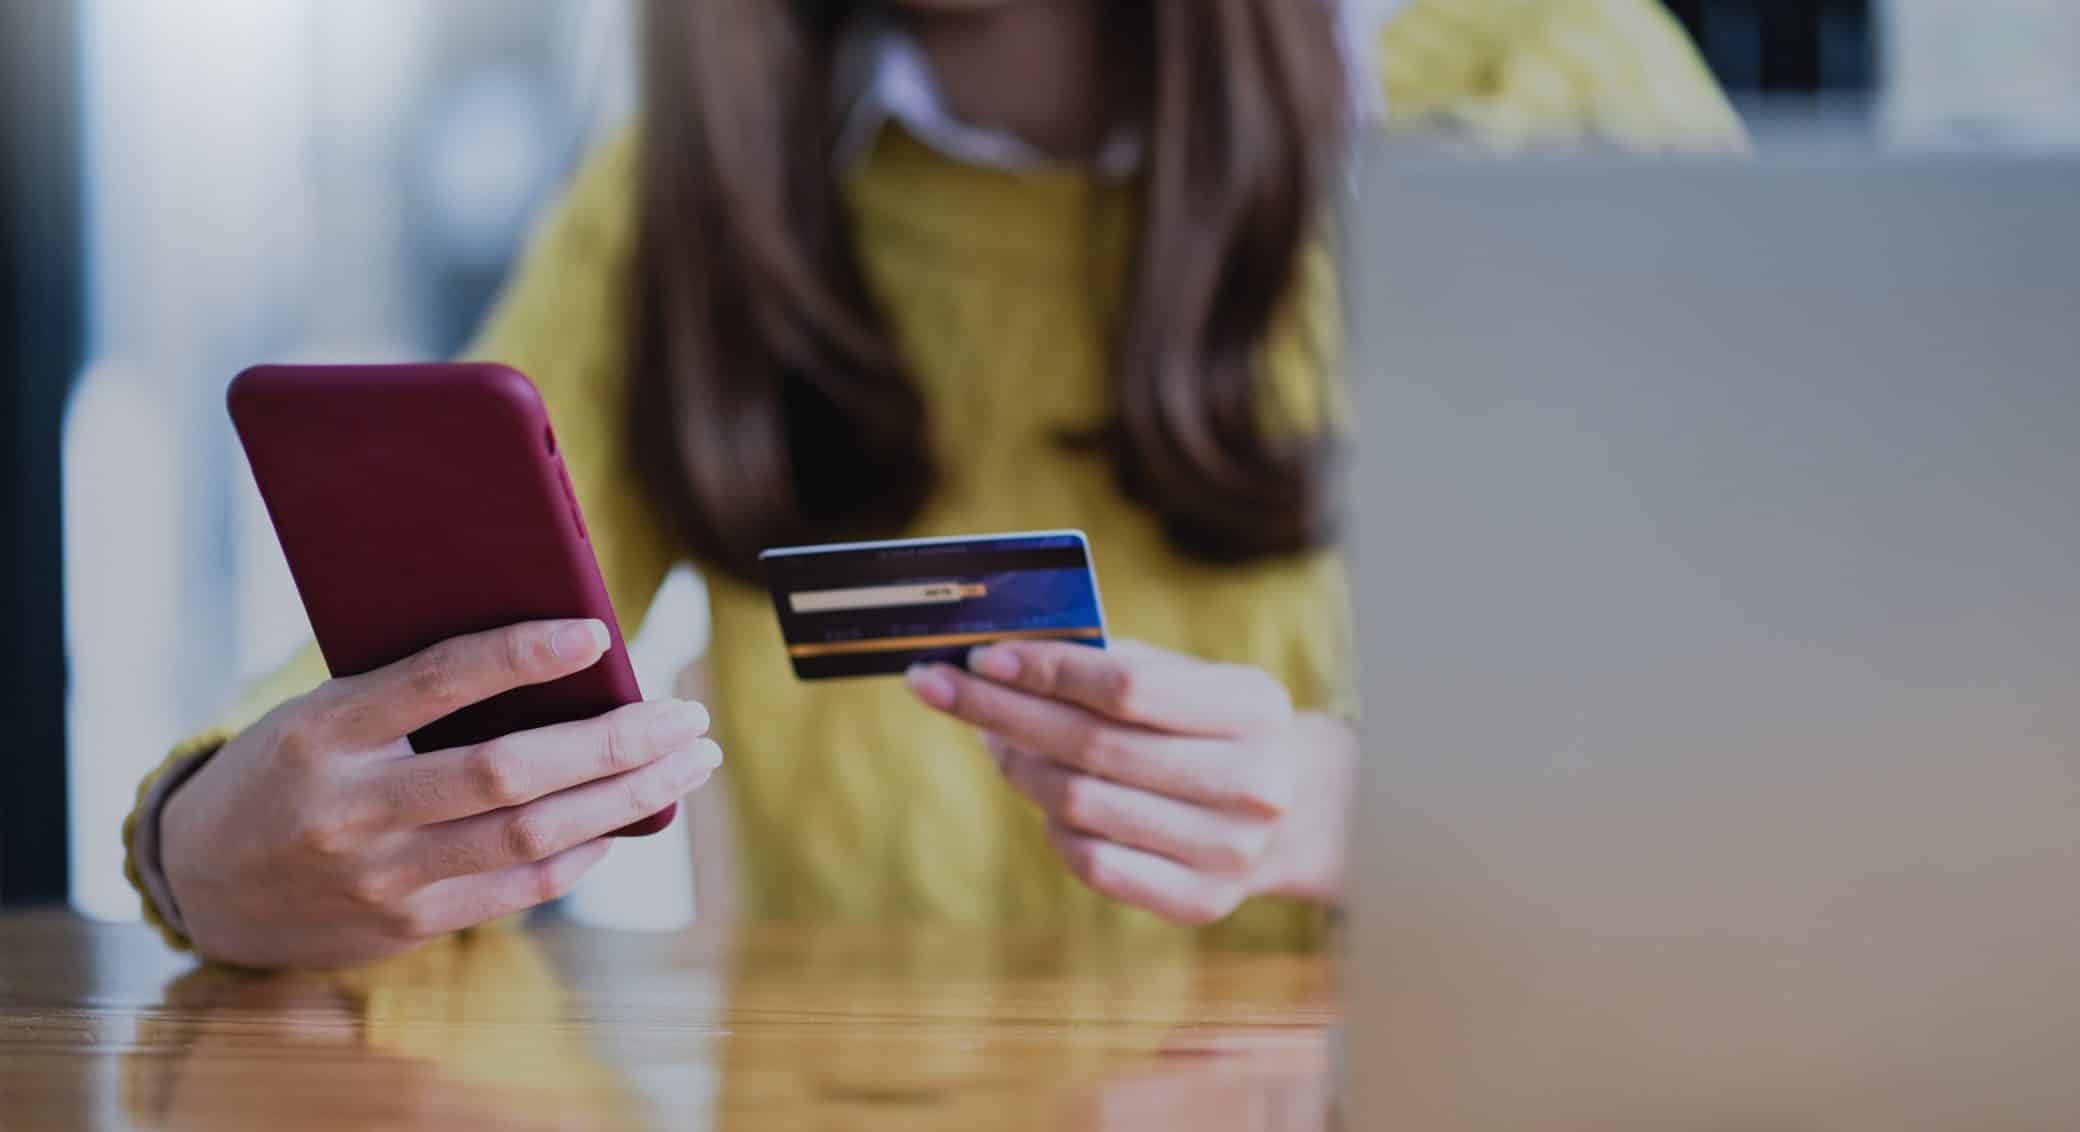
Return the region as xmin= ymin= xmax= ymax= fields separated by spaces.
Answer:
xmin=0 ymin=910 xmax=1339 ymax=1130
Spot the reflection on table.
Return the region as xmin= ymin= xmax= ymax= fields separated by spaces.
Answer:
xmin=0 ymin=910 xmax=1337 ymax=1131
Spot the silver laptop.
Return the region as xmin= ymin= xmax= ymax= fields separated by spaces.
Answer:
xmin=1340 ymin=149 xmax=2080 ymax=1129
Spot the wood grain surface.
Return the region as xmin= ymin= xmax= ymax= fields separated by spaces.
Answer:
xmin=0 ymin=910 xmax=1339 ymax=1130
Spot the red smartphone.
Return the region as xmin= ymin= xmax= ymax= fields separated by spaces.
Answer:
xmin=228 ymin=362 xmax=674 ymax=836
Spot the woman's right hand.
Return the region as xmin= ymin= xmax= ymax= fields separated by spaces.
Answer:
xmin=160 ymin=618 xmax=720 ymax=969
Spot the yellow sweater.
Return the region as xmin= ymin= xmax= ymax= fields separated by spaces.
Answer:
xmin=126 ymin=0 xmax=1740 ymax=951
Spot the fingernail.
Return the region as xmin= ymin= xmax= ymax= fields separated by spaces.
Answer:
xmin=969 ymin=646 xmax=1020 ymax=682
xmin=650 ymin=701 xmax=709 ymax=748
xmin=670 ymin=744 xmax=720 ymax=790
xmin=981 ymin=733 xmax=1011 ymax=767
xmin=692 ymin=738 xmax=724 ymax=772
xmin=663 ymin=747 xmax=701 ymax=787
xmin=552 ymin=619 xmax=610 ymax=662
xmin=906 ymin=664 xmax=957 ymax=711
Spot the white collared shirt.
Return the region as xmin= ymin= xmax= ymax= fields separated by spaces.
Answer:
xmin=831 ymin=11 xmax=1385 ymax=176
xmin=833 ymin=18 xmax=1145 ymax=178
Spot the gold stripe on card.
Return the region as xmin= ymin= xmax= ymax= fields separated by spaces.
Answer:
xmin=787 ymin=627 xmax=1103 ymax=659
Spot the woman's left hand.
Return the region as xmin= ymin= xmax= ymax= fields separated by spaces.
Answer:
xmin=906 ymin=639 xmax=1354 ymax=924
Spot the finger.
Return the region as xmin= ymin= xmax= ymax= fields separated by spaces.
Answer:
xmin=317 ymin=619 xmax=613 ymax=746
xmin=912 ymin=665 xmax=1287 ymax=814
xmin=1045 ymin=820 xmax=1250 ymax=926
xmin=399 ymin=839 xmax=613 ymax=939
xmin=1106 ymin=638 xmax=1191 ymax=665
xmin=370 ymin=699 xmax=712 ymax=829
xmin=965 ymin=639 xmax=1291 ymax=737
xmin=991 ymin=742 xmax=1272 ymax=878
xmin=400 ymin=742 xmax=717 ymax=887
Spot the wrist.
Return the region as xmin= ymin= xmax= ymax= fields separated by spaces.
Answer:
xmin=129 ymin=735 xmax=226 ymax=947
xmin=1255 ymin=714 xmax=1357 ymax=906
xmin=157 ymin=768 xmax=199 ymax=896
xmin=1257 ymin=826 xmax=1344 ymax=907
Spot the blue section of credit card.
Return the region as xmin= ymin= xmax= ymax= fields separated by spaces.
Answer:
xmin=759 ymin=531 xmax=1109 ymax=680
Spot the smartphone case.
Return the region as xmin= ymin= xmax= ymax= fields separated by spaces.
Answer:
xmin=228 ymin=363 xmax=674 ymax=836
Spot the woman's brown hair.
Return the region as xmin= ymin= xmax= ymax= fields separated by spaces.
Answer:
xmin=628 ymin=0 xmax=1352 ymax=580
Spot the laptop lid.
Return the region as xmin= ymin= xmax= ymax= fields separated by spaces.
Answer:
xmin=1341 ymin=150 xmax=2080 ymax=1130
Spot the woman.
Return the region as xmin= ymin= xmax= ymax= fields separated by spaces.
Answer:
xmin=127 ymin=0 xmax=1740 ymax=968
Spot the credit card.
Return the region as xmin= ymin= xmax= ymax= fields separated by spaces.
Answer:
xmin=759 ymin=531 xmax=1109 ymax=680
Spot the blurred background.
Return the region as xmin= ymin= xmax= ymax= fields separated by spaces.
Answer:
xmin=3 ymin=0 xmax=2077 ymax=915
xmin=5 ymin=0 xmax=640 ymax=913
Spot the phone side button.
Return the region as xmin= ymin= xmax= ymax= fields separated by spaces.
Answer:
xmin=556 ymin=463 xmax=588 ymax=540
